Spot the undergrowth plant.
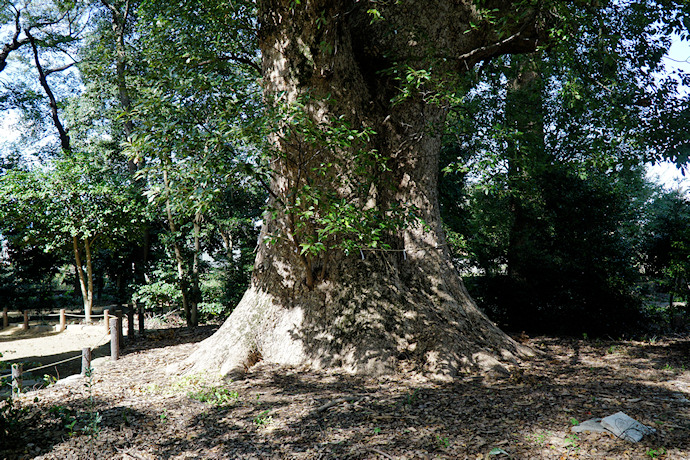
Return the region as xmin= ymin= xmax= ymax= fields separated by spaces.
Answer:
xmin=82 ymin=367 xmax=101 ymax=440
xmin=189 ymin=386 xmax=239 ymax=407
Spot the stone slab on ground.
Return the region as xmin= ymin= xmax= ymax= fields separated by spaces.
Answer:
xmin=571 ymin=418 xmax=609 ymax=434
xmin=572 ymin=411 xmax=656 ymax=442
xmin=601 ymin=411 xmax=656 ymax=442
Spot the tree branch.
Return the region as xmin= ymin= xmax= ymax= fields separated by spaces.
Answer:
xmin=27 ymin=30 xmax=71 ymax=152
xmin=0 ymin=7 xmax=30 ymax=73
xmin=44 ymin=61 xmax=76 ymax=76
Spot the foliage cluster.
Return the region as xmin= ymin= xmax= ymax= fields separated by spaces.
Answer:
xmin=0 ymin=0 xmax=688 ymax=336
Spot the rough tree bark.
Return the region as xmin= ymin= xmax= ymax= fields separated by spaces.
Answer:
xmin=188 ymin=1 xmax=551 ymax=377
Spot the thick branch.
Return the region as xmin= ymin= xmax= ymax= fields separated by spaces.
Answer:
xmin=0 ymin=7 xmax=29 ymax=73
xmin=27 ymin=30 xmax=71 ymax=152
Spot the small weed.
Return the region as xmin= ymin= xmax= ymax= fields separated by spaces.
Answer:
xmin=49 ymin=405 xmax=78 ymax=436
xmin=565 ymin=434 xmax=580 ymax=450
xmin=42 ymin=374 xmax=57 ymax=387
xmin=82 ymin=367 xmax=101 ymax=440
xmin=436 ymin=435 xmax=449 ymax=448
xmin=1 ymin=396 xmax=28 ymax=437
xmin=145 ymin=383 xmax=161 ymax=393
xmin=582 ymin=333 xmax=588 ymax=341
xmin=647 ymin=447 xmax=667 ymax=458
xmin=528 ymin=431 xmax=550 ymax=446
xmin=189 ymin=386 xmax=238 ymax=407
xmin=570 ymin=417 xmax=580 ymax=426
xmin=121 ymin=407 xmax=133 ymax=425
xmin=373 ymin=427 xmax=381 ymax=434
xmin=254 ymin=410 xmax=273 ymax=427
xmin=663 ymin=363 xmax=675 ymax=372
xmin=405 ymin=389 xmax=419 ymax=405
xmin=607 ymin=345 xmax=619 ymax=354
xmin=160 ymin=409 xmax=168 ymax=422
xmin=171 ymin=374 xmax=205 ymax=393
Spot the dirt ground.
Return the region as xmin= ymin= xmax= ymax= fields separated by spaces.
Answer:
xmin=1 ymin=324 xmax=689 ymax=459
xmin=1 ymin=323 xmax=112 ymax=384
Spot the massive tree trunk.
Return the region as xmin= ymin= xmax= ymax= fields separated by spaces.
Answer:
xmin=189 ymin=1 xmax=549 ymax=377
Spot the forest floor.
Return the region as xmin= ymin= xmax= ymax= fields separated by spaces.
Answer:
xmin=1 ymin=321 xmax=688 ymax=459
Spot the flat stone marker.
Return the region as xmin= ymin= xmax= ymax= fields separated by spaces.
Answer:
xmin=601 ymin=411 xmax=655 ymax=442
xmin=572 ymin=418 xmax=609 ymax=434
xmin=572 ymin=411 xmax=655 ymax=442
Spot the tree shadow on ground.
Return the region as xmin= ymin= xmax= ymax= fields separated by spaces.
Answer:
xmin=3 ymin=336 xmax=688 ymax=459
xmin=149 ymin=340 xmax=689 ymax=459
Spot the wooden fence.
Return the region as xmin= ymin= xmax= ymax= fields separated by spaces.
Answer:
xmin=1 ymin=304 xmax=146 ymax=398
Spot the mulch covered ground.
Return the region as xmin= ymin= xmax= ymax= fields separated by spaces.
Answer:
xmin=2 ymin=326 xmax=688 ymax=459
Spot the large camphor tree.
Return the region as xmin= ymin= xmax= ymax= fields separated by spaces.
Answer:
xmin=187 ymin=0 xmax=558 ymax=378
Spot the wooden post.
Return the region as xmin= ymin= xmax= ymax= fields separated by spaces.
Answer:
xmin=22 ymin=311 xmax=29 ymax=330
xmin=110 ymin=317 xmax=120 ymax=361
xmin=104 ymin=309 xmax=110 ymax=334
xmin=2 ymin=307 xmax=7 ymax=329
xmin=127 ymin=304 xmax=134 ymax=338
xmin=11 ymin=363 xmax=22 ymax=398
xmin=116 ymin=310 xmax=124 ymax=348
xmin=81 ymin=348 xmax=92 ymax=375
xmin=137 ymin=302 xmax=144 ymax=336
xmin=59 ymin=309 xmax=66 ymax=332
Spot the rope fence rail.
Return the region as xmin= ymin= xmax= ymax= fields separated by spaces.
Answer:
xmin=1 ymin=304 xmax=143 ymax=334
xmin=1 ymin=306 xmax=143 ymax=398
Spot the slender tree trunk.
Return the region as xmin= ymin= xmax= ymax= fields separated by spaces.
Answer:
xmin=102 ymin=0 xmax=137 ymax=174
xmin=189 ymin=1 xmax=546 ymax=377
xmin=163 ymin=169 xmax=192 ymax=326
xmin=220 ymin=230 xmax=233 ymax=261
xmin=190 ymin=212 xmax=201 ymax=328
xmin=85 ymin=237 xmax=95 ymax=322
xmin=73 ymin=236 xmax=91 ymax=323
xmin=0 ymin=8 xmax=29 ymax=74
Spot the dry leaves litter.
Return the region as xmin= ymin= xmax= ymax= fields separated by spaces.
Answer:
xmin=2 ymin=327 xmax=688 ymax=459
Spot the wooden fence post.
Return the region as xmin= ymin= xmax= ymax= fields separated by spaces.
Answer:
xmin=2 ymin=307 xmax=7 ymax=329
xmin=116 ymin=310 xmax=124 ymax=348
xmin=110 ymin=317 xmax=120 ymax=361
xmin=104 ymin=309 xmax=110 ymax=334
xmin=11 ymin=363 xmax=22 ymax=398
xmin=127 ymin=304 xmax=134 ymax=338
xmin=59 ymin=309 xmax=66 ymax=332
xmin=81 ymin=348 xmax=92 ymax=375
xmin=22 ymin=311 xmax=29 ymax=330
xmin=137 ymin=302 xmax=144 ymax=336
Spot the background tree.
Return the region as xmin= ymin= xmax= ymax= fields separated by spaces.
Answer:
xmin=0 ymin=152 xmax=145 ymax=321
xmin=124 ymin=0 xmax=263 ymax=326
xmin=642 ymin=188 xmax=690 ymax=318
xmin=438 ymin=0 xmax=689 ymax=335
